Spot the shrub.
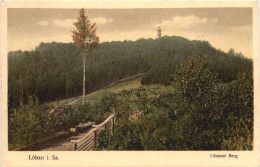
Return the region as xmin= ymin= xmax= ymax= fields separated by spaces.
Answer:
xmin=9 ymin=97 xmax=48 ymax=146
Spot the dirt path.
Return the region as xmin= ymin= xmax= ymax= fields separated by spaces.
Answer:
xmin=40 ymin=128 xmax=94 ymax=151
xmin=39 ymin=112 xmax=141 ymax=151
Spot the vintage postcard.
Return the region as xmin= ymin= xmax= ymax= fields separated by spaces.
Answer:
xmin=1 ymin=1 xmax=259 ymax=167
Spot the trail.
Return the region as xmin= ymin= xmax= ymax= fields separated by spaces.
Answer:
xmin=41 ymin=111 xmax=141 ymax=151
xmin=40 ymin=129 xmax=94 ymax=151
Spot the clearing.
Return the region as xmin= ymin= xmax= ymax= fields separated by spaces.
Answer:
xmin=47 ymin=73 xmax=144 ymax=107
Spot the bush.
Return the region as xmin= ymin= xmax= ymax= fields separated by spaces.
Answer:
xmin=169 ymin=56 xmax=253 ymax=150
xmin=173 ymin=55 xmax=219 ymax=104
xmin=9 ymin=97 xmax=48 ymax=146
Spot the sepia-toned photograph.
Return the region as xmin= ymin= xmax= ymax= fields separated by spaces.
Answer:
xmin=1 ymin=1 xmax=260 ymax=167
xmin=7 ymin=7 xmax=254 ymax=151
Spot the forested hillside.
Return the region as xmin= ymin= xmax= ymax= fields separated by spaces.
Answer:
xmin=8 ymin=35 xmax=253 ymax=150
xmin=8 ymin=36 xmax=251 ymax=107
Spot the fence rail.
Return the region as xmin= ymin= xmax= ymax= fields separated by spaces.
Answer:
xmin=71 ymin=114 xmax=115 ymax=151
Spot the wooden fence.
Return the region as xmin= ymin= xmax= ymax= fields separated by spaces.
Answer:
xmin=71 ymin=114 xmax=115 ymax=151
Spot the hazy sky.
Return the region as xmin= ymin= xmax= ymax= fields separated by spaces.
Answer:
xmin=8 ymin=8 xmax=252 ymax=58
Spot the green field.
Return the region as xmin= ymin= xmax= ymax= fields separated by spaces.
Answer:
xmin=86 ymin=75 xmax=143 ymax=101
xmin=47 ymin=75 xmax=143 ymax=108
xmin=82 ymin=75 xmax=174 ymax=110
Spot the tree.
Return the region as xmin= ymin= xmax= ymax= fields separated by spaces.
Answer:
xmin=173 ymin=55 xmax=218 ymax=104
xmin=72 ymin=8 xmax=99 ymax=104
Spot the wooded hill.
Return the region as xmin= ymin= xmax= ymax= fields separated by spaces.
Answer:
xmin=8 ymin=35 xmax=253 ymax=150
xmin=8 ymin=36 xmax=252 ymax=107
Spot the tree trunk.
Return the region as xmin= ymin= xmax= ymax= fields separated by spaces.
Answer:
xmin=20 ymin=74 xmax=23 ymax=105
xmin=82 ymin=51 xmax=86 ymax=105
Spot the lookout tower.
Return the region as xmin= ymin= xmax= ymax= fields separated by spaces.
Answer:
xmin=157 ymin=27 xmax=161 ymax=39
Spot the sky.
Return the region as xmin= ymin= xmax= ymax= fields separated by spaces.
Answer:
xmin=8 ymin=8 xmax=253 ymax=58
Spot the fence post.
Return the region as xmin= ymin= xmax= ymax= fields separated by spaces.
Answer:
xmin=94 ymin=131 xmax=97 ymax=149
xmin=112 ymin=116 xmax=115 ymax=136
xmin=75 ymin=143 xmax=77 ymax=151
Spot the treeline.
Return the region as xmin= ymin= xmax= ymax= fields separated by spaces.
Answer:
xmin=8 ymin=40 xmax=150 ymax=107
xmin=141 ymin=41 xmax=252 ymax=85
xmin=8 ymin=36 xmax=252 ymax=107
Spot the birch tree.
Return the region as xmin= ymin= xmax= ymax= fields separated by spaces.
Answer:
xmin=72 ymin=8 xmax=99 ymax=104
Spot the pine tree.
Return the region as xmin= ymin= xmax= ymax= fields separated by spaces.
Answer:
xmin=72 ymin=8 xmax=99 ymax=104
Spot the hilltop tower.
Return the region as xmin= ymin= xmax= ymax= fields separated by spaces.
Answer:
xmin=157 ymin=27 xmax=161 ymax=39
